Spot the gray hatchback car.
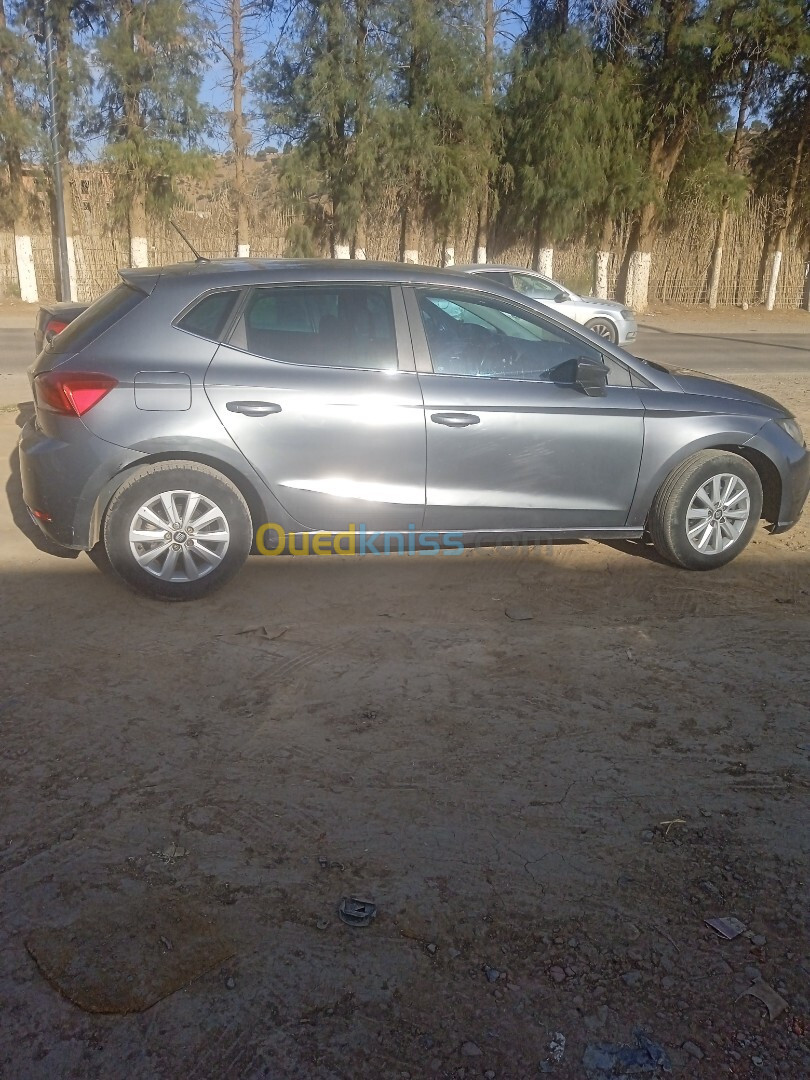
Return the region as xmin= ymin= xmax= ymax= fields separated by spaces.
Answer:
xmin=20 ymin=259 xmax=809 ymax=599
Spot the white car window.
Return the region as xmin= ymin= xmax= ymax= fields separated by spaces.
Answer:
xmin=512 ymin=273 xmax=561 ymax=301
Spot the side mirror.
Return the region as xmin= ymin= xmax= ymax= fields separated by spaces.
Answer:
xmin=574 ymin=357 xmax=608 ymax=397
xmin=554 ymin=291 xmax=570 ymax=303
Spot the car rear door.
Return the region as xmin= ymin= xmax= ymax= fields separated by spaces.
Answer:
xmin=204 ymin=283 xmax=427 ymax=532
xmin=403 ymin=286 xmax=645 ymax=532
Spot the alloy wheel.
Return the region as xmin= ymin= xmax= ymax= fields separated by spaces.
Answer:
xmin=128 ymin=489 xmax=230 ymax=581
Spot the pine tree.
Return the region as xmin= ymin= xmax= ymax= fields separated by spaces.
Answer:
xmin=387 ymin=0 xmax=492 ymax=263
xmin=207 ymin=0 xmax=273 ymax=258
xmin=0 ymin=0 xmax=40 ymax=301
xmin=258 ymin=0 xmax=388 ymax=258
xmin=90 ymin=0 xmax=209 ymax=267
xmin=502 ymin=30 xmax=611 ymax=275
xmin=751 ymin=57 xmax=810 ymax=309
xmin=19 ymin=0 xmax=99 ymax=298
xmin=705 ymin=0 xmax=807 ymax=308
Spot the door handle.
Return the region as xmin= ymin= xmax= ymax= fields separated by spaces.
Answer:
xmin=430 ymin=412 xmax=480 ymax=428
xmin=226 ymin=400 xmax=282 ymax=417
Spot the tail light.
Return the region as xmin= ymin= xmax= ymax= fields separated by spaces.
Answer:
xmin=35 ymin=371 xmax=118 ymax=417
xmin=44 ymin=318 xmax=70 ymax=342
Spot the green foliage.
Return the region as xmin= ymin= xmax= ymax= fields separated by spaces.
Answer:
xmin=258 ymin=0 xmax=390 ymax=249
xmin=501 ymin=30 xmax=645 ymax=246
xmin=0 ymin=0 xmax=41 ymax=225
xmin=90 ymin=0 xmax=210 ymax=218
xmin=386 ymin=0 xmax=495 ymax=239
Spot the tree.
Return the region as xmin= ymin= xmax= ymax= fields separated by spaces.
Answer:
xmin=387 ymin=0 xmax=496 ymax=264
xmin=602 ymin=1 xmax=745 ymax=311
xmin=705 ymin=0 xmax=807 ymax=308
xmin=17 ymin=0 xmax=99 ymax=299
xmin=259 ymin=0 xmax=388 ymax=258
xmin=90 ymin=0 xmax=209 ymax=267
xmin=207 ymin=0 xmax=273 ymax=258
xmin=0 ymin=0 xmax=39 ymax=301
xmin=501 ymin=30 xmax=613 ymax=275
xmin=751 ymin=59 xmax=810 ymax=309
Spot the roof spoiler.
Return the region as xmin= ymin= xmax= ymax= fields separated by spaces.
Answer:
xmin=119 ymin=267 xmax=161 ymax=296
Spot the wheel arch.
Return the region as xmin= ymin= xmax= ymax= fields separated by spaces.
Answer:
xmin=628 ymin=433 xmax=779 ymax=531
xmin=88 ymin=451 xmax=268 ymax=550
xmin=708 ymin=444 xmax=781 ymax=524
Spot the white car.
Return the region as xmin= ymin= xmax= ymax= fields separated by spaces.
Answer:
xmin=458 ymin=264 xmax=637 ymax=346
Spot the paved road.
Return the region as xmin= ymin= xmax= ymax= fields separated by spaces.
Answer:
xmin=1 ymin=322 xmax=808 ymax=406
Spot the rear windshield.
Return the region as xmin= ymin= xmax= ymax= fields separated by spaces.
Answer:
xmin=48 ymin=283 xmax=146 ymax=355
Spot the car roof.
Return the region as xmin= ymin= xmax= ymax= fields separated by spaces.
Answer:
xmin=455 ymin=264 xmax=545 ymax=275
xmin=121 ymin=258 xmax=510 ymax=294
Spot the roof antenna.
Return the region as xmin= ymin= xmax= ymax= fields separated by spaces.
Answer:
xmin=169 ymin=219 xmax=209 ymax=263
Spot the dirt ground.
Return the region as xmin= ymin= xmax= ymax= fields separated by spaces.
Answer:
xmin=1 ymin=367 xmax=809 ymax=1079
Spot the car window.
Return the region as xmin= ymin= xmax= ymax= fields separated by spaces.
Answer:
xmin=47 ymin=283 xmax=146 ymax=354
xmin=235 ymin=285 xmax=398 ymax=370
xmin=416 ymin=289 xmax=603 ymax=382
xmin=177 ymin=290 xmax=239 ymax=341
xmin=511 ymin=273 xmax=561 ymax=301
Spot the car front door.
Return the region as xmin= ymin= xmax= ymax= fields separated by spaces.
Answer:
xmin=204 ymin=283 xmax=426 ymax=532
xmin=403 ymin=286 xmax=645 ymax=532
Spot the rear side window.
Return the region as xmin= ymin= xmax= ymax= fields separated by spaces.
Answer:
xmin=48 ymin=283 xmax=145 ymax=354
xmin=177 ymin=290 xmax=239 ymax=341
xmin=234 ymin=285 xmax=398 ymax=370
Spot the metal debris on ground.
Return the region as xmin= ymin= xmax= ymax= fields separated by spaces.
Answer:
xmin=739 ymin=979 xmax=789 ymax=1021
xmin=549 ymin=1031 xmax=566 ymax=1062
xmin=705 ymin=916 xmax=747 ymax=940
xmin=338 ymin=897 xmax=377 ymax=927
xmin=152 ymin=843 xmax=188 ymax=863
xmin=583 ymin=1029 xmax=672 ymax=1076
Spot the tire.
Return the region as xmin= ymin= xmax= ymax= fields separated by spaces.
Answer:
xmin=101 ymin=460 xmax=252 ymax=600
xmin=649 ymin=450 xmax=762 ymax=570
xmin=584 ymin=318 xmax=618 ymax=344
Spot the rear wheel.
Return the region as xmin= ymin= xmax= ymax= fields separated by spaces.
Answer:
xmin=101 ymin=461 xmax=252 ymax=599
xmin=584 ymin=317 xmax=618 ymax=344
xmin=649 ymin=450 xmax=762 ymax=570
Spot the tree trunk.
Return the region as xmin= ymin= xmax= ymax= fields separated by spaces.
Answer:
xmin=765 ymin=101 xmax=808 ymax=311
xmin=802 ymin=255 xmax=810 ymax=312
xmin=53 ymin=7 xmax=77 ymax=300
xmin=707 ymin=72 xmax=754 ymax=309
xmin=129 ymin=187 xmax=148 ymax=267
xmin=0 ymin=0 xmax=38 ymax=302
xmin=442 ymin=236 xmax=455 ymax=266
xmin=353 ymin=218 xmax=367 ymax=259
xmin=621 ymin=201 xmax=656 ymax=311
xmin=707 ymin=205 xmax=727 ymax=309
xmin=230 ymin=0 xmax=250 ymax=257
xmin=474 ymin=0 xmax=494 ymax=264
xmin=530 ymin=226 xmax=553 ymax=275
xmin=400 ymin=200 xmax=419 ymax=262
xmin=593 ymin=217 xmax=612 ymax=298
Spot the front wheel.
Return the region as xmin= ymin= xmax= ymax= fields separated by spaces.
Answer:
xmin=584 ymin=318 xmax=618 ymax=344
xmin=649 ymin=451 xmax=762 ymax=570
xmin=101 ymin=461 xmax=252 ymax=600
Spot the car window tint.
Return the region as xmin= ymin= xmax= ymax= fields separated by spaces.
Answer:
xmin=177 ymin=290 xmax=239 ymax=341
xmin=48 ymin=283 xmax=145 ymax=354
xmin=603 ymin=354 xmax=633 ymax=387
xmin=474 ymin=271 xmax=514 ymax=286
xmin=416 ymin=289 xmax=603 ymax=382
xmin=238 ymin=286 xmax=398 ymax=369
xmin=512 ymin=273 xmax=560 ymax=300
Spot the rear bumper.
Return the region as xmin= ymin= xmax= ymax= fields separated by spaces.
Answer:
xmin=19 ymin=417 xmax=143 ymax=550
